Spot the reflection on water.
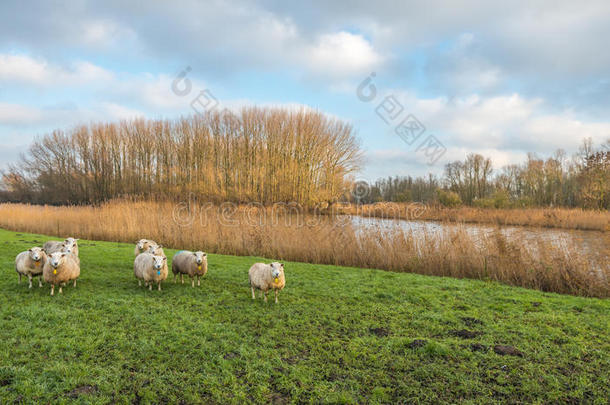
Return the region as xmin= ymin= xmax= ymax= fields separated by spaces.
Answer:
xmin=349 ymin=215 xmax=609 ymax=261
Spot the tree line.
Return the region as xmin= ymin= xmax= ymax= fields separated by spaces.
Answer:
xmin=1 ymin=108 xmax=363 ymax=206
xmin=362 ymin=138 xmax=610 ymax=209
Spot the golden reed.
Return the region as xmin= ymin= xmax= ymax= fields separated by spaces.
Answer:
xmin=0 ymin=201 xmax=607 ymax=297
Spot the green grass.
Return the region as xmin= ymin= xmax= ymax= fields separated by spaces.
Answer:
xmin=0 ymin=228 xmax=608 ymax=404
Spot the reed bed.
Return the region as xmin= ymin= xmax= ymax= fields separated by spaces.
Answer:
xmin=342 ymin=203 xmax=610 ymax=231
xmin=0 ymin=201 xmax=607 ymax=297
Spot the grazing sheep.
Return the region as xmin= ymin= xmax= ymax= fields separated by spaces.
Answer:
xmin=44 ymin=237 xmax=79 ymax=256
xmin=134 ymin=253 xmax=168 ymax=291
xmin=43 ymin=252 xmax=81 ymax=296
xmin=134 ymin=239 xmax=157 ymax=256
xmin=172 ymin=250 xmax=208 ymax=287
xmin=15 ymin=247 xmax=47 ymax=288
xmin=248 ymin=262 xmax=286 ymax=304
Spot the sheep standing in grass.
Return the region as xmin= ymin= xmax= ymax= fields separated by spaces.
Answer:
xmin=134 ymin=253 xmax=168 ymax=291
xmin=44 ymin=237 xmax=79 ymax=257
xmin=15 ymin=247 xmax=47 ymax=288
xmin=134 ymin=239 xmax=157 ymax=256
xmin=43 ymin=252 xmax=81 ymax=296
xmin=248 ymin=262 xmax=286 ymax=304
xmin=172 ymin=251 xmax=208 ymax=287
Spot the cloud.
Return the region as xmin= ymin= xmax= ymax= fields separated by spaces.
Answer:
xmin=303 ymin=31 xmax=384 ymax=78
xmin=0 ymin=54 xmax=114 ymax=87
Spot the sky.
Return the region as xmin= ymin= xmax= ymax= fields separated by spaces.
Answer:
xmin=0 ymin=0 xmax=609 ymax=181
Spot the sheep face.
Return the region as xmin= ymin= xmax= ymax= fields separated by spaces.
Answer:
xmin=64 ymin=238 xmax=78 ymax=250
xmin=147 ymin=244 xmax=164 ymax=256
xmin=28 ymin=247 xmax=44 ymax=262
xmin=61 ymin=243 xmax=73 ymax=254
xmin=270 ymin=262 xmax=284 ymax=279
xmin=153 ymin=255 xmax=166 ymax=273
xmin=49 ymin=252 xmax=67 ymax=273
xmin=136 ymin=239 xmax=148 ymax=252
xmin=193 ymin=251 xmax=207 ymax=265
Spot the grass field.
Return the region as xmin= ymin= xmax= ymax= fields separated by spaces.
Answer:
xmin=0 ymin=228 xmax=608 ymax=404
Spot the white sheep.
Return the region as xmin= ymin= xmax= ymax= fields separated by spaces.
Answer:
xmin=172 ymin=250 xmax=208 ymax=287
xmin=134 ymin=253 xmax=168 ymax=291
xmin=15 ymin=247 xmax=47 ymax=288
xmin=248 ymin=262 xmax=286 ymax=304
xmin=43 ymin=252 xmax=81 ymax=296
xmin=134 ymin=239 xmax=157 ymax=256
xmin=146 ymin=244 xmax=166 ymax=258
xmin=44 ymin=237 xmax=79 ymax=256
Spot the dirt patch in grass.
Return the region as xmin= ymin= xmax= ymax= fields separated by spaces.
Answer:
xmin=494 ymin=345 xmax=524 ymax=357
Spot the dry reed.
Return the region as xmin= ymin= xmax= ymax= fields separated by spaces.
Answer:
xmin=0 ymin=201 xmax=607 ymax=297
xmin=341 ymin=203 xmax=610 ymax=231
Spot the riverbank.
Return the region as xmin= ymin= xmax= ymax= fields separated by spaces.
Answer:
xmin=0 ymin=202 xmax=607 ymax=297
xmin=0 ymin=228 xmax=608 ymax=403
xmin=340 ymin=203 xmax=610 ymax=231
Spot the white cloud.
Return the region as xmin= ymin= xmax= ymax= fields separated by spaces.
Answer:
xmin=303 ymin=31 xmax=384 ymax=78
xmin=0 ymin=54 xmax=114 ymax=86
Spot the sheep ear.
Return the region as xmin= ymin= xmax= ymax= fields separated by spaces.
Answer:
xmin=163 ymin=257 xmax=167 ymax=261
xmin=280 ymin=263 xmax=284 ymax=268
xmin=28 ymin=248 xmax=32 ymax=252
xmin=203 ymin=253 xmax=207 ymax=257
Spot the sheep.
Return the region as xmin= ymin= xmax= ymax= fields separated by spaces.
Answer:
xmin=43 ymin=252 xmax=81 ymax=296
xmin=134 ymin=253 xmax=168 ymax=291
xmin=146 ymin=244 xmax=166 ymax=258
xmin=15 ymin=247 xmax=47 ymax=288
xmin=248 ymin=262 xmax=286 ymax=304
xmin=44 ymin=237 xmax=79 ymax=257
xmin=134 ymin=239 xmax=157 ymax=256
xmin=172 ymin=250 xmax=208 ymax=287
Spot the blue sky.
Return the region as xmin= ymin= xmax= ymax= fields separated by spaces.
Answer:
xmin=1 ymin=0 xmax=609 ymax=180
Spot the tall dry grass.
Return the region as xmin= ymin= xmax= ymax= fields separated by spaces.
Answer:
xmin=342 ymin=203 xmax=610 ymax=231
xmin=0 ymin=201 xmax=607 ymax=297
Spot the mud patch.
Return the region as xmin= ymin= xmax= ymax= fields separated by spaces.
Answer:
xmin=369 ymin=327 xmax=389 ymax=337
xmin=451 ymin=329 xmax=483 ymax=339
xmin=461 ymin=317 xmax=483 ymax=327
xmin=408 ymin=339 xmax=427 ymax=349
xmin=66 ymin=385 xmax=97 ymax=398
xmin=493 ymin=345 xmax=523 ymax=357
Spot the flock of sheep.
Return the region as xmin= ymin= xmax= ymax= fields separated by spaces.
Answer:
xmin=14 ymin=237 xmax=287 ymax=303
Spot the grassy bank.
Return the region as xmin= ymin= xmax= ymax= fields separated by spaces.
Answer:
xmin=341 ymin=203 xmax=610 ymax=231
xmin=1 ymin=228 xmax=609 ymax=403
xmin=0 ymin=202 xmax=607 ymax=297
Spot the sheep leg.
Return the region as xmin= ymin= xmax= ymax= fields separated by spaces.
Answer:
xmin=251 ymin=286 xmax=256 ymax=299
xmin=28 ymin=275 xmax=33 ymax=289
xmin=138 ymin=280 xmax=141 ymax=286
xmin=18 ymin=274 xmax=22 ymax=284
xmin=181 ymin=274 xmax=184 ymax=284
xmin=51 ymin=284 xmax=55 ymax=296
xmin=38 ymin=277 xmax=43 ymax=288
xmin=275 ymin=289 xmax=279 ymax=304
xmin=197 ymin=276 xmax=200 ymax=286
xmin=173 ymin=274 xmax=177 ymax=283
xmin=158 ymin=282 xmax=161 ymax=291
xmin=264 ymin=291 xmax=268 ymax=303
xmin=149 ymin=283 xmax=152 ymax=291
xmin=191 ymin=277 xmax=194 ymax=288
xmin=59 ymin=286 xmax=63 ymax=294
xmin=73 ymin=279 xmax=77 ymax=287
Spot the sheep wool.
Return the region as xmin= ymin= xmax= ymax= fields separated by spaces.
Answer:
xmin=134 ymin=253 xmax=168 ymax=291
xmin=172 ymin=250 xmax=208 ymax=287
xmin=15 ymin=247 xmax=47 ymax=288
xmin=248 ymin=262 xmax=286 ymax=304
xmin=43 ymin=252 xmax=81 ymax=296
xmin=134 ymin=239 xmax=157 ymax=256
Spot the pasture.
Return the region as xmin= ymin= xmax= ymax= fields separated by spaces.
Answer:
xmin=0 ymin=228 xmax=608 ymax=403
